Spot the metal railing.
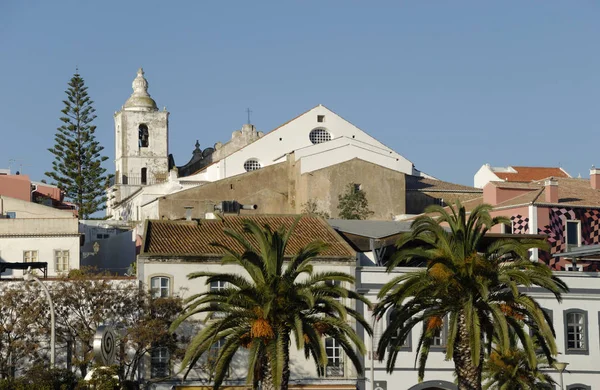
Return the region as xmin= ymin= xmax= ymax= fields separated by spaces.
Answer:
xmin=112 ymin=175 xmax=167 ymax=186
xmin=325 ymin=363 xmax=344 ymax=377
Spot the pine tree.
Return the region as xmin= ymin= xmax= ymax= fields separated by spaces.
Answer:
xmin=337 ymin=182 xmax=374 ymax=220
xmin=46 ymin=71 xmax=112 ymax=219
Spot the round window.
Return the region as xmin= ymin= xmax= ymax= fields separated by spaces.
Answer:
xmin=309 ymin=128 xmax=332 ymax=144
xmin=243 ymin=158 xmax=261 ymax=172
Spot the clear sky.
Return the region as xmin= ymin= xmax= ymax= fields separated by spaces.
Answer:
xmin=1 ymin=1 xmax=598 ymax=187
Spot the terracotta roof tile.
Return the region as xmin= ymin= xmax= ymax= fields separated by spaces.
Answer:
xmin=142 ymin=215 xmax=355 ymax=259
xmin=493 ymin=178 xmax=600 ymax=209
xmin=406 ymin=176 xmax=481 ymax=192
xmin=494 ymin=166 xmax=570 ymax=182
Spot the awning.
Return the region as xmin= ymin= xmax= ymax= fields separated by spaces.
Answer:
xmin=552 ymin=244 xmax=600 ymax=259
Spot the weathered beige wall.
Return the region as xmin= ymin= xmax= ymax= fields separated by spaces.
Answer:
xmin=157 ymin=156 xmax=406 ymax=221
xmin=296 ymin=158 xmax=406 ymax=219
xmin=157 ymin=163 xmax=292 ymax=220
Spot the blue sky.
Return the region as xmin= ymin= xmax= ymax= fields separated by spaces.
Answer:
xmin=1 ymin=1 xmax=598 ymax=187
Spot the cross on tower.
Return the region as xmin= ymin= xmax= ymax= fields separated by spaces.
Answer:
xmin=246 ymin=108 xmax=252 ymax=125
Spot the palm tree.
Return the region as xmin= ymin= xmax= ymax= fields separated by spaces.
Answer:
xmin=482 ymin=333 xmax=556 ymax=389
xmin=171 ymin=218 xmax=372 ymax=390
xmin=373 ymin=202 xmax=568 ymax=390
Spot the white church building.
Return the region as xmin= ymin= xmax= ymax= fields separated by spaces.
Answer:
xmin=105 ymin=68 xmax=431 ymax=223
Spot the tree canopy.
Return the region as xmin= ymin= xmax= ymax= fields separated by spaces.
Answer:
xmin=46 ymin=71 xmax=112 ymax=219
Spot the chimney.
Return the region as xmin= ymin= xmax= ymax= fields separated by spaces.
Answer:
xmin=591 ymin=166 xmax=600 ymax=190
xmin=544 ymin=178 xmax=558 ymax=203
xmin=184 ymin=206 xmax=194 ymax=221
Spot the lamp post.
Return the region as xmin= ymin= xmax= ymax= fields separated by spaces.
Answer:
xmin=553 ymin=361 xmax=569 ymax=390
xmin=24 ymin=269 xmax=55 ymax=367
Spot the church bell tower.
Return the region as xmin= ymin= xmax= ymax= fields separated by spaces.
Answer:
xmin=114 ymin=68 xmax=169 ymax=186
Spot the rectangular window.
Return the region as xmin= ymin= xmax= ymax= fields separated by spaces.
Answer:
xmin=6 ymin=212 xmax=16 ymax=219
xmin=150 ymin=347 xmax=170 ymax=378
xmin=210 ymin=280 xmax=227 ymax=316
xmin=388 ymin=310 xmax=411 ymax=351
xmin=210 ymin=280 xmax=227 ymax=292
xmin=502 ymin=222 xmax=513 ymax=234
xmin=428 ymin=317 xmax=448 ymax=350
xmin=54 ymin=250 xmax=69 ymax=273
xmin=566 ymin=220 xmax=581 ymax=250
xmin=151 ymin=276 xmax=170 ymax=298
xmin=23 ymin=250 xmax=38 ymax=263
xmin=325 ymin=338 xmax=344 ymax=377
xmin=565 ymin=310 xmax=588 ymax=354
xmin=317 ymin=115 xmax=325 ymax=123
xmin=565 ymin=264 xmax=583 ymax=272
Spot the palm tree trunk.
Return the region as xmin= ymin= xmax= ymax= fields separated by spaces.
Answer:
xmin=261 ymin=359 xmax=276 ymax=390
xmin=453 ymin=311 xmax=483 ymax=390
xmin=281 ymin=331 xmax=291 ymax=390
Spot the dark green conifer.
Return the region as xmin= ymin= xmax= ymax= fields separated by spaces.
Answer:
xmin=46 ymin=71 xmax=112 ymax=219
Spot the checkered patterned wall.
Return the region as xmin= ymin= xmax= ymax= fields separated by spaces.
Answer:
xmin=536 ymin=207 xmax=600 ymax=271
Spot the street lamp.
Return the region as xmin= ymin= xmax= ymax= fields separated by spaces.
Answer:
xmin=553 ymin=361 xmax=569 ymax=390
xmin=24 ymin=268 xmax=55 ymax=367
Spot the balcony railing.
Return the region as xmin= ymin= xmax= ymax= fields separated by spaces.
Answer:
xmin=112 ymin=175 xmax=166 ymax=186
xmin=325 ymin=363 xmax=344 ymax=377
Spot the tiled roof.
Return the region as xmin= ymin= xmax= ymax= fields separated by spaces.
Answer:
xmin=494 ymin=166 xmax=570 ymax=182
xmin=488 ymin=181 xmax=541 ymax=190
xmin=404 ymin=197 xmax=484 ymax=220
xmin=406 ymin=176 xmax=482 ymax=192
xmin=142 ymin=215 xmax=355 ymax=259
xmin=494 ymin=178 xmax=600 ymax=209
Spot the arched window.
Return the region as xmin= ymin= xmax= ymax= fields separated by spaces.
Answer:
xmin=567 ymin=385 xmax=591 ymax=390
xmin=139 ymin=124 xmax=149 ymax=147
xmin=564 ymin=309 xmax=588 ymax=354
xmin=243 ymin=158 xmax=261 ymax=172
xmin=309 ymin=128 xmax=332 ymax=144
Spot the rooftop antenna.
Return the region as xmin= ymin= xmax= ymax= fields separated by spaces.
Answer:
xmin=246 ymin=108 xmax=252 ymax=125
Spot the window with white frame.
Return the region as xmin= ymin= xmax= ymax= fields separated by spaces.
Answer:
xmin=210 ymin=280 xmax=227 ymax=316
xmin=54 ymin=250 xmax=69 ymax=272
xmin=309 ymin=128 xmax=332 ymax=144
xmin=565 ymin=220 xmax=581 ymax=250
xmin=564 ymin=309 xmax=588 ymax=354
xmin=151 ymin=276 xmax=171 ymax=298
xmin=428 ymin=317 xmax=447 ymax=350
xmin=150 ymin=346 xmax=169 ymax=378
xmin=210 ymin=280 xmax=227 ymax=292
xmin=208 ymin=338 xmax=225 ymax=364
xmin=325 ymin=280 xmax=342 ymax=302
xmin=243 ymin=158 xmax=261 ymax=172
xmin=565 ymin=264 xmax=583 ymax=272
xmin=23 ymin=250 xmax=38 ymax=263
xmin=325 ymin=337 xmax=343 ymax=377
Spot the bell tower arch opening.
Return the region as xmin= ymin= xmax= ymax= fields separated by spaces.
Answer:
xmin=139 ymin=124 xmax=149 ymax=147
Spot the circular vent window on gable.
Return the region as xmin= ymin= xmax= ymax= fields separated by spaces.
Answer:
xmin=309 ymin=128 xmax=332 ymax=144
xmin=243 ymin=158 xmax=262 ymax=172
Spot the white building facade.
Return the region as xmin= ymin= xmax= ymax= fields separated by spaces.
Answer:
xmin=0 ymin=195 xmax=80 ymax=277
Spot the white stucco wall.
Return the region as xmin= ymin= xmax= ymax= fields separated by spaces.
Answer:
xmin=474 ymin=164 xmax=502 ymax=188
xmin=0 ymin=235 xmax=80 ymax=277
xmin=197 ymin=105 xmax=414 ymax=183
xmin=138 ymin=258 xmax=359 ymax=385
xmin=359 ymin=267 xmax=600 ymax=390
xmin=0 ymin=196 xmax=75 ymax=219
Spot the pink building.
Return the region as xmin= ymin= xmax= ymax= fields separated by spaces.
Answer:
xmin=0 ymin=170 xmax=76 ymax=215
xmin=481 ymin=168 xmax=600 ymax=271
